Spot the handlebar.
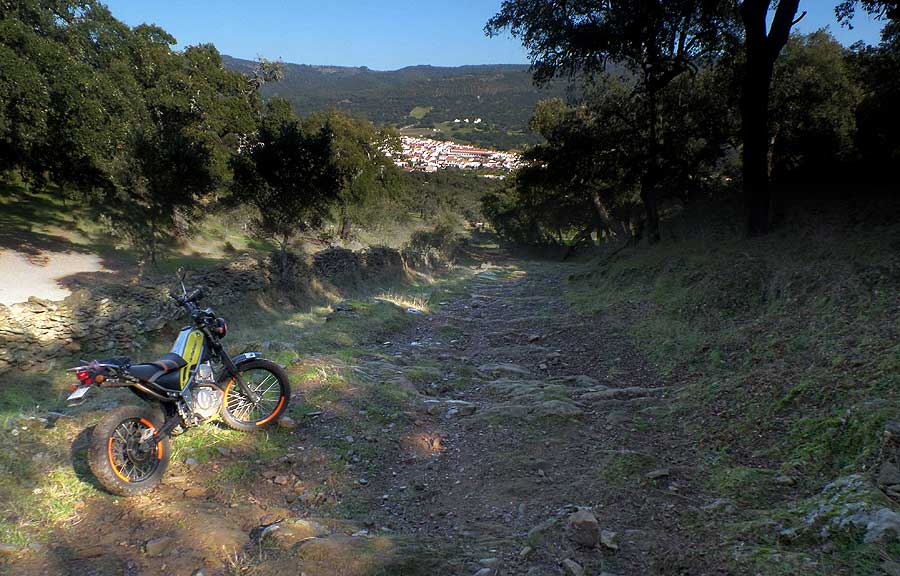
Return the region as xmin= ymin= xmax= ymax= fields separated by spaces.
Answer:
xmin=169 ymin=287 xmax=204 ymax=306
xmin=169 ymin=287 xmax=218 ymax=332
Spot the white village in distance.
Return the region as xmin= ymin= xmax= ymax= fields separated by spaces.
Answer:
xmin=387 ymin=136 xmax=523 ymax=173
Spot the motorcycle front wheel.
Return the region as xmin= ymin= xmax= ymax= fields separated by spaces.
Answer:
xmin=88 ymin=404 xmax=170 ymax=496
xmin=219 ymin=359 xmax=291 ymax=432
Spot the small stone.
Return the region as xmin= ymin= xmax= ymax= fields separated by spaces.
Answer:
xmin=519 ymin=546 xmax=533 ymax=558
xmin=561 ymin=558 xmax=584 ymax=576
xmin=473 ymin=569 xmax=493 ymax=576
xmin=600 ymin=529 xmax=619 ymax=550
xmin=456 ymin=402 xmax=478 ymax=416
xmin=164 ymin=475 xmax=189 ymax=485
xmin=702 ymin=498 xmax=736 ymax=514
xmin=278 ymin=416 xmax=297 ymax=429
xmin=528 ymin=335 xmax=542 ymax=343
xmin=273 ymin=475 xmax=291 ymax=486
xmin=877 ymin=462 xmax=900 ymax=488
xmin=885 ymin=421 xmax=900 ymax=444
xmin=144 ymin=536 xmax=173 ymax=556
xmin=262 ymin=469 xmax=279 ymax=479
xmin=774 ymin=474 xmax=796 ymax=486
xmin=646 ymin=468 xmax=670 ymax=480
xmin=359 ymin=478 xmax=369 ymax=485
xmin=184 ymin=457 xmax=199 ymax=467
xmin=882 ymin=558 xmax=900 ymax=576
xmin=864 ymin=508 xmax=900 ymax=544
xmin=777 ymin=528 xmax=799 ymax=543
xmin=184 ymin=487 xmax=207 ymax=498
xmin=567 ymin=509 xmax=600 ymax=547
xmin=479 ymin=557 xmax=499 ymax=568
xmin=217 ymin=447 xmax=231 ymax=456
xmin=0 ymin=543 xmax=18 ymax=555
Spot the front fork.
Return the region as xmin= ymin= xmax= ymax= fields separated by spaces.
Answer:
xmin=219 ymin=348 xmax=261 ymax=404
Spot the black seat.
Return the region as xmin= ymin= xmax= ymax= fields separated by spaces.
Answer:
xmin=128 ymin=353 xmax=187 ymax=389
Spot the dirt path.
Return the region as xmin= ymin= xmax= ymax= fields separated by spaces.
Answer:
xmin=4 ymin=255 xmax=728 ymax=576
xmin=0 ymin=248 xmax=109 ymax=305
xmin=350 ymin=259 xmax=721 ymax=575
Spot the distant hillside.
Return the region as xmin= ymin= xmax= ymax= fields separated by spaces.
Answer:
xmin=222 ymin=56 xmax=570 ymax=150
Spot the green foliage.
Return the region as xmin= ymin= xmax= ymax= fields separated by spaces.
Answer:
xmin=485 ymin=0 xmax=739 ymax=87
xmin=0 ymin=0 xmax=261 ymax=261
xmin=770 ymin=32 xmax=861 ymax=181
xmin=485 ymin=62 xmax=736 ymax=246
xmin=402 ymin=170 xmax=501 ymax=227
xmin=302 ymin=110 xmax=402 ymax=239
xmin=847 ymin=22 xmax=900 ymax=182
xmin=487 ymin=0 xmax=741 ymax=243
xmin=231 ymin=98 xmax=340 ymax=280
xmin=405 ymin=224 xmax=463 ymax=265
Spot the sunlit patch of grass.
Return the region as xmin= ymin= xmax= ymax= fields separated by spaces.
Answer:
xmin=34 ymin=467 xmax=93 ymax=525
xmin=596 ymin=451 xmax=657 ymax=487
xmin=374 ymin=292 xmax=430 ymax=313
xmin=171 ymin=425 xmax=245 ymax=464
xmin=707 ymin=465 xmax=775 ymax=507
xmin=218 ymin=461 xmax=254 ymax=484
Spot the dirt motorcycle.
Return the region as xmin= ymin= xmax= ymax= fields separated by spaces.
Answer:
xmin=67 ymin=271 xmax=291 ymax=496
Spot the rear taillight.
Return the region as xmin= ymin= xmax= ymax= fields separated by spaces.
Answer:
xmin=76 ymin=370 xmax=94 ymax=385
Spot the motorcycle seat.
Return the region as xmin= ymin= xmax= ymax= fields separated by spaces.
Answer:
xmin=127 ymin=353 xmax=187 ymax=385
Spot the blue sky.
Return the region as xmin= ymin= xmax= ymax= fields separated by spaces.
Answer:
xmin=101 ymin=1 xmax=888 ymax=70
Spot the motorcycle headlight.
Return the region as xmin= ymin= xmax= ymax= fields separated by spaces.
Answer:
xmin=214 ymin=317 xmax=228 ymax=338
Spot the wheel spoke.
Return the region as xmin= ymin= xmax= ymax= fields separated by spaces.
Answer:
xmin=110 ymin=418 xmax=160 ymax=483
xmin=226 ymin=368 xmax=283 ymax=424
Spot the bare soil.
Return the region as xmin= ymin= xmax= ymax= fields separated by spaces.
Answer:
xmin=0 ymin=249 xmax=109 ymax=306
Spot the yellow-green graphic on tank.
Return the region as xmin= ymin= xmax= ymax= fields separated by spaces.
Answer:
xmin=172 ymin=328 xmax=204 ymax=388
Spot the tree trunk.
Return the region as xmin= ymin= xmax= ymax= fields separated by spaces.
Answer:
xmin=740 ymin=53 xmax=773 ymax=236
xmin=739 ymin=0 xmax=801 ymax=237
xmin=338 ymin=206 xmax=352 ymax=240
xmin=148 ymin=219 xmax=158 ymax=265
xmin=642 ymin=90 xmax=662 ymax=244
xmin=590 ymin=190 xmax=616 ymax=240
xmin=339 ymin=216 xmax=352 ymax=240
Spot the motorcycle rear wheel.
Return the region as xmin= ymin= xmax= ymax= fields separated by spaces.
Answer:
xmin=88 ymin=404 xmax=169 ymax=496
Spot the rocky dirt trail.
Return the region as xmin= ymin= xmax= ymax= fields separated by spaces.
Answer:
xmin=3 ymin=255 xmax=729 ymax=576
xmin=343 ymin=259 xmax=724 ymax=576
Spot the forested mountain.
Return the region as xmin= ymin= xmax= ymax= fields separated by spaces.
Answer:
xmin=222 ymin=56 xmax=570 ymax=150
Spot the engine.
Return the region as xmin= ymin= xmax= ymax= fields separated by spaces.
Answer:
xmin=186 ymin=386 xmax=223 ymax=421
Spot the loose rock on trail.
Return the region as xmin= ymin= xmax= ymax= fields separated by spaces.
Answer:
xmin=349 ymin=261 xmax=715 ymax=576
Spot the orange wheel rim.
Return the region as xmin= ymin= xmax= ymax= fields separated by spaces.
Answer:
xmin=225 ymin=373 xmax=284 ymax=425
xmin=256 ymin=395 xmax=285 ymax=426
xmin=107 ymin=418 xmax=161 ymax=483
xmin=108 ymin=437 xmax=130 ymax=483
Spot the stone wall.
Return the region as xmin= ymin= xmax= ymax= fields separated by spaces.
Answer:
xmin=0 ymin=244 xmax=443 ymax=375
xmin=0 ymin=258 xmax=265 ymax=375
xmin=312 ymin=246 xmax=405 ymax=282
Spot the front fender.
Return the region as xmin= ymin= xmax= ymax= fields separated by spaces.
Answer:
xmin=230 ymin=352 xmax=263 ymax=367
